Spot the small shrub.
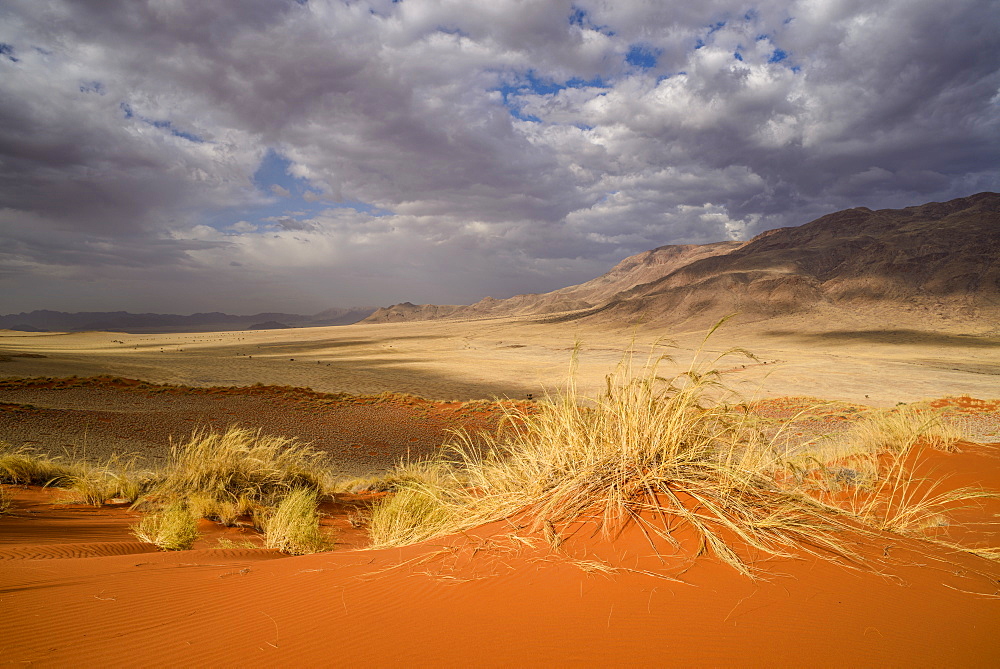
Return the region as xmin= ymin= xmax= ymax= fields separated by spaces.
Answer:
xmin=132 ymin=501 xmax=200 ymax=550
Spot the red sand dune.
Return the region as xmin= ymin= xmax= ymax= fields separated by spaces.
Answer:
xmin=2 ymin=392 xmax=1000 ymax=666
xmin=2 ymin=444 xmax=999 ymax=666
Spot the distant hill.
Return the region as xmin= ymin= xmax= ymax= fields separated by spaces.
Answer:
xmin=364 ymin=241 xmax=742 ymax=323
xmin=4 ymin=323 xmax=47 ymax=332
xmin=247 ymin=321 xmax=292 ymax=330
xmin=365 ymin=192 xmax=1000 ymax=330
xmin=0 ymin=307 xmax=376 ymax=334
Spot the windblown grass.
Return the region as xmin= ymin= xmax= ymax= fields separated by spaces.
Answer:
xmin=131 ymin=501 xmax=200 ymax=550
xmin=129 ymin=427 xmax=334 ymax=549
xmin=1 ymin=442 xmax=154 ymax=505
xmin=0 ymin=442 xmax=75 ymax=486
xmin=368 ymin=335 xmax=995 ymax=576
xmin=261 ymin=487 xmax=333 ymax=554
xmin=848 ymin=404 xmax=963 ymax=454
xmin=786 ymin=406 xmax=991 ymax=536
xmin=144 ymin=427 xmax=328 ymax=508
xmin=369 ymin=337 xmax=852 ymax=575
xmin=64 ymin=454 xmax=155 ymax=505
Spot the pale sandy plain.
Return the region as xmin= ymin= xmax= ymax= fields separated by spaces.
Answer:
xmin=2 ymin=310 xmax=998 ymax=406
xmin=2 ymin=314 xmax=1000 ymax=666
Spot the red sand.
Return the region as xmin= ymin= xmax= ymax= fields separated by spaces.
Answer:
xmin=2 ymin=391 xmax=999 ymax=666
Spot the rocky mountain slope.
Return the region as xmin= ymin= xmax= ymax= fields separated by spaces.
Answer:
xmin=583 ymin=191 xmax=1000 ymax=328
xmin=363 ymin=241 xmax=742 ymax=323
xmin=366 ymin=192 xmax=1000 ymax=329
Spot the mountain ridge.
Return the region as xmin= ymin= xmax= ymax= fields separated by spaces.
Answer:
xmin=365 ymin=192 xmax=1000 ymax=329
xmin=0 ymin=307 xmax=376 ymax=334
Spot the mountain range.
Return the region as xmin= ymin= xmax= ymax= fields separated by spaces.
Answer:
xmin=0 ymin=307 xmax=375 ymax=334
xmin=364 ymin=192 xmax=1000 ymax=330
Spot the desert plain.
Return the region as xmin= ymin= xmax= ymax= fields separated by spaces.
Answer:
xmin=1 ymin=307 xmax=999 ymax=666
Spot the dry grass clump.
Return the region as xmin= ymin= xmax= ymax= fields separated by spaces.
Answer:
xmin=369 ymin=341 xmax=853 ymax=575
xmin=848 ymin=405 xmax=963 ymax=453
xmin=131 ymin=427 xmax=336 ymax=553
xmin=260 ymin=487 xmax=333 ymax=554
xmin=147 ymin=427 xmax=328 ymax=507
xmin=0 ymin=487 xmax=10 ymax=515
xmin=367 ymin=478 xmax=462 ymax=547
xmin=186 ymin=491 xmax=255 ymax=526
xmin=368 ymin=337 xmax=995 ymax=575
xmin=65 ymin=454 xmax=156 ymax=505
xmin=0 ymin=442 xmax=154 ymax=505
xmin=131 ymin=501 xmax=200 ymax=550
xmin=0 ymin=442 xmax=75 ymax=486
xmin=784 ymin=406 xmax=990 ymax=537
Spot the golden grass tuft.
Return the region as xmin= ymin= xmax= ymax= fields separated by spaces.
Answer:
xmin=782 ymin=404 xmax=990 ymax=536
xmin=145 ymin=426 xmax=328 ymax=508
xmin=260 ymin=487 xmax=333 ymax=554
xmin=65 ymin=454 xmax=155 ymax=506
xmin=214 ymin=537 xmax=259 ymax=550
xmin=847 ymin=404 xmax=963 ymax=454
xmin=186 ymin=491 xmax=255 ymax=526
xmin=0 ymin=442 xmax=75 ymax=487
xmin=367 ymin=481 xmax=460 ymax=547
xmin=131 ymin=501 xmax=200 ymax=550
xmin=367 ymin=333 xmax=995 ymax=576
xmin=368 ymin=337 xmax=851 ymax=575
xmin=0 ymin=442 xmax=154 ymax=505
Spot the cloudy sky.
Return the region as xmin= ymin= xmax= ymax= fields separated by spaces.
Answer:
xmin=1 ymin=0 xmax=998 ymax=315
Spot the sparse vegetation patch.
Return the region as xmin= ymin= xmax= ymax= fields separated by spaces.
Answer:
xmin=131 ymin=501 xmax=200 ymax=551
xmin=366 ymin=338 xmax=996 ymax=575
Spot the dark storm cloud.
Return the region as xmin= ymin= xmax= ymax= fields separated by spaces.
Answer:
xmin=0 ymin=0 xmax=997 ymax=312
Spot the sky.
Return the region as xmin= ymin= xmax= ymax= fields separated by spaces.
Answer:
xmin=1 ymin=0 xmax=998 ymax=315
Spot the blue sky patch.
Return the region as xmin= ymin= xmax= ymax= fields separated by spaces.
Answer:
xmin=80 ymin=81 xmax=106 ymax=95
xmin=626 ymin=44 xmax=659 ymax=69
xmin=151 ymin=119 xmax=204 ymax=143
xmin=201 ymin=149 xmax=392 ymax=233
xmin=494 ymin=69 xmax=609 ymax=122
xmin=121 ymin=102 xmax=203 ymax=142
xmin=568 ymin=5 xmax=614 ymax=36
xmin=768 ymin=49 xmax=788 ymax=63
